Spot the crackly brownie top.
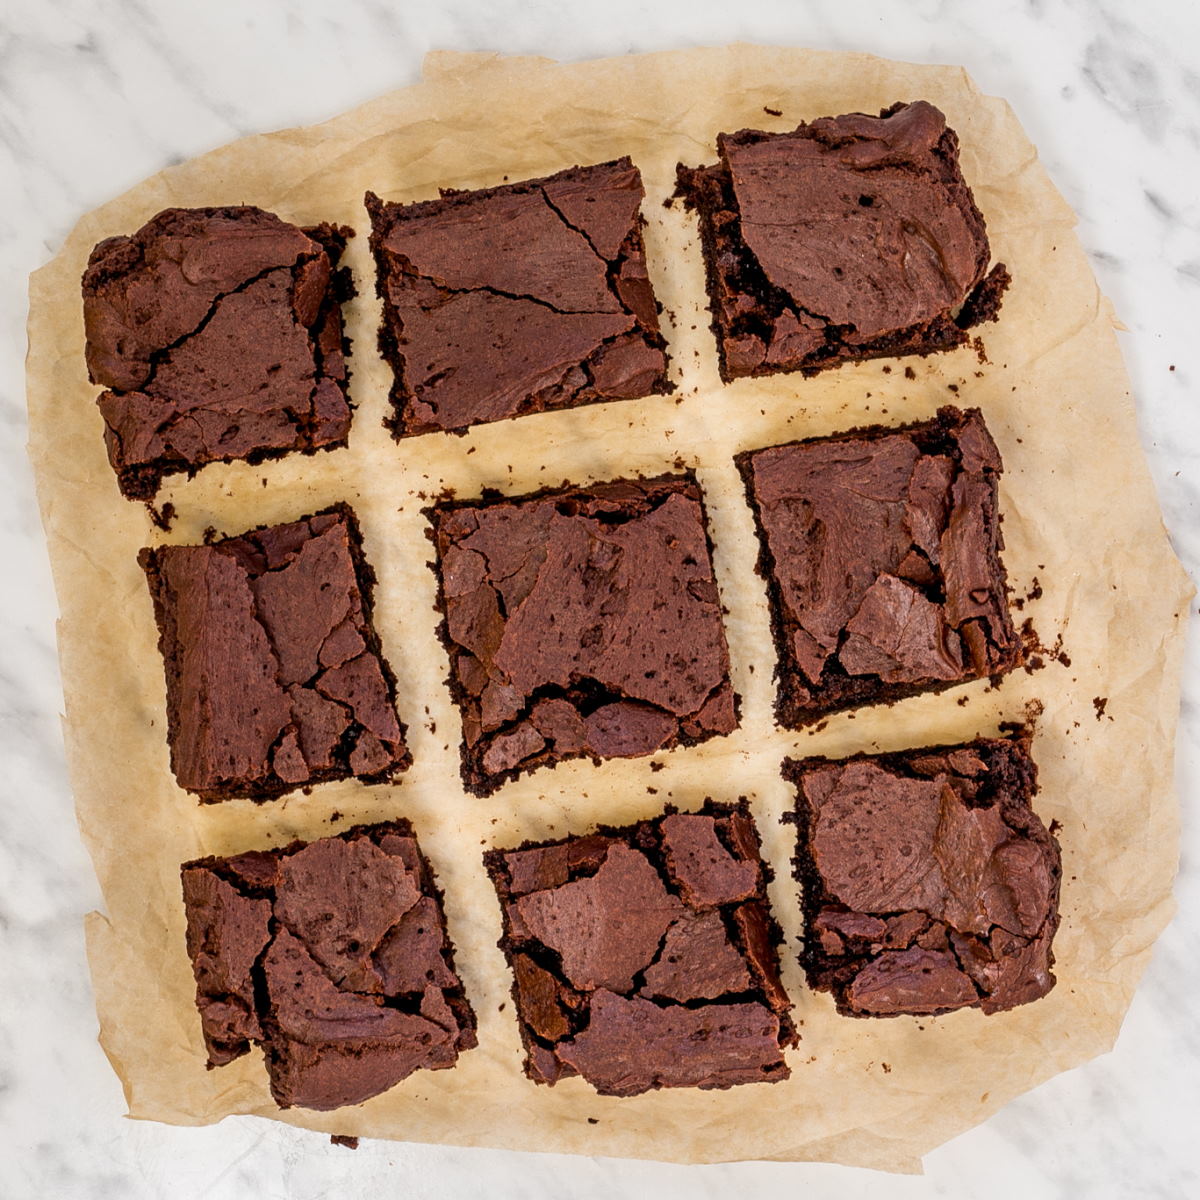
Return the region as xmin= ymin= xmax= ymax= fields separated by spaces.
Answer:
xmin=676 ymin=101 xmax=1007 ymax=378
xmin=181 ymin=822 xmax=476 ymax=1111
xmin=721 ymin=102 xmax=989 ymax=337
xmin=786 ymin=736 xmax=1060 ymax=1016
xmin=433 ymin=476 xmax=737 ymax=793
xmin=367 ymin=158 xmax=667 ymax=435
xmin=82 ymin=206 xmax=351 ymax=497
xmin=740 ymin=407 xmax=1020 ymax=720
xmin=487 ymin=803 xmax=794 ymax=1095
xmin=143 ymin=506 xmax=408 ymax=799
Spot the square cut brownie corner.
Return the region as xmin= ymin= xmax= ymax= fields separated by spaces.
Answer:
xmin=365 ymin=157 xmax=671 ymax=438
xmin=674 ymin=101 xmax=1010 ymax=381
xmin=736 ymin=406 xmax=1023 ymax=728
xmin=429 ymin=473 xmax=739 ymax=795
xmin=82 ymin=206 xmax=355 ymax=500
xmin=484 ymin=800 xmax=795 ymax=1096
xmin=784 ymin=731 xmax=1061 ymax=1018
xmin=140 ymin=503 xmax=411 ymax=801
xmin=180 ymin=820 xmax=477 ymax=1111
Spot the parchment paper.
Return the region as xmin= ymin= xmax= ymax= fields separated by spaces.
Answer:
xmin=26 ymin=46 xmax=1192 ymax=1172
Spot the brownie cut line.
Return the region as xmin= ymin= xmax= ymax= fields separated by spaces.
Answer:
xmin=674 ymin=101 xmax=1010 ymax=381
xmin=736 ymin=406 xmax=1023 ymax=728
xmin=784 ymin=732 xmax=1061 ymax=1017
xmin=181 ymin=821 xmax=477 ymax=1111
xmin=485 ymin=800 xmax=795 ymax=1096
xmin=429 ymin=474 xmax=738 ymax=795
xmin=140 ymin=504 xmax=410 ymax=801
xmin=82 ymin=206 xmax=355 ymax=499
xmin=366 ymin=157 xmax=671 ymax=437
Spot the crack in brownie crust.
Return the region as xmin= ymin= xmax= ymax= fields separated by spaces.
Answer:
xmin=366 ymin=158 xmax=671 ymax=436
xmin=485 ymin=801 xmax=795 ymax=1096
xmin=82 ymin=207 xmax=354 ymax=499
xmin=784 ymin=733 xmax=1061 ymax=1017
xmin=736 ymin=406 xmax=1023 ymax=727
xmin=675 ymin=101 xmax=1010 ymax=381
xmin=429 ymin=474 xmax=738 ymax=795
xmin=181 ymin=822 xmax=477 ymax=1111
xmin=141 ymin=504 xmax=410 ymax=801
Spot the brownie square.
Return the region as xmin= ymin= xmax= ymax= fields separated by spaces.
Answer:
xmin=675 ymin=101 xmax=1009 ymax=381
xmin=784 ymin=733 xmax=1061 ymax=1017
xmin=82 ymin=206 xmax=354 ymax=499
xmin=181 ymin=821 xmax=476 ymax=1111
xmin=430 ymin=474 xmax=738 ymax=794
xmin=736 ymin=406 xmax=1022 ymax=727
xmin=141 ymin=504 xmax=410 ymax=801
xmin=366 ymin=157 xmax=670 ymax=436
xmin=485 ymin=801 xmax=795 ymax=1095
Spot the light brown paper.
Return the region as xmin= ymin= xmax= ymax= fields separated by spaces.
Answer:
xmin=27 ymin=46 xmax=1191 ymax=1171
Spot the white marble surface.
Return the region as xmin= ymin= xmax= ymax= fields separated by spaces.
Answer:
xmin=2 ymin=0 xmax=1198 ymax=1195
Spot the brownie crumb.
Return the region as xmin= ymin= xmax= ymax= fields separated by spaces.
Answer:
xmin=330 ymin=1135 xmax=359 ymax=1150
xmin=145 ymin=501 xmax=176 ymax=532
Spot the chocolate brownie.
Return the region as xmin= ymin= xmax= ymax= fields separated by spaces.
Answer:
xmin=430 ymin=474 xmax=737 ymax=794
xmin=181 ymin=821 xmax=476 ymax=1110
xmin=485 ymin=801 xmax=795 ymax=1095
xmin=141 ymin=504 xmax=409 ymax=801
xmin=366 ymin=158 xmax=670 ymax=436
xmin=82 ymin=206 xmax=353 ymax=499
xmin=675 ymin=101 xmax=1010 ymax=381
xmin=736 ymin=407 xmax=1022 ymax=727
xmin=784 ymin=733 xmax=1061 ymax=1017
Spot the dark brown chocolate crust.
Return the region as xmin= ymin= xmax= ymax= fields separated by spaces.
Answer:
xmin=674 ymin=102 xmax=1009 ymax=382
xmin=181 ymin=821 xmax=476 ymax=1111
xmin=428 ymin=474 xmax=738 ymax=795
xmin=736 ymin=406 xmax=1022 ymax=728
xmin=366 ymin=157 xmax=671 ymax=437
xmin=484 ymin=800 xmax=795 ymax=1096
xmin=82 ymin=206 xmax=355 ymax=499
xmin=141 ymin=504 xmax=410 ymax=801
xmin=784 ymin=733 xmax=1061 ymax=1017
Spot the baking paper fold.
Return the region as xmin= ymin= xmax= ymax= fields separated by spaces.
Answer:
xmin=26 ymin=46 xmax=1191 ymax=1171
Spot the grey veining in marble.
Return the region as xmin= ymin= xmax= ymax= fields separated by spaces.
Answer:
xmin=2 ymin=0 xmax=1198 ymax=1196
